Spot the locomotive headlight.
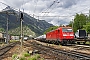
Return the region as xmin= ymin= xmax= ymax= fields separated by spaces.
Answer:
xmin=70 ymin=34 xmax=74 ymax=36
xmin=63 ymin=34 xmax=67 ymax=36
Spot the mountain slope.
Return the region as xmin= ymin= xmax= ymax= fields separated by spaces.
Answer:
xmin=0 ymin=6 xmax=53 ymax=37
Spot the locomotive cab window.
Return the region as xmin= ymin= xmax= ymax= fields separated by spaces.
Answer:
xmin=62 ymin=28 xmax=72 ymax=32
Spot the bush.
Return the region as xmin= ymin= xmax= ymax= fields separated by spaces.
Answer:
xmin=28 ymin=56 xmax=36 ymax=60
xmin=28 ymin=54 xmax=40 ymax=60
xmin=23 ymin=52 xmax=30 ymax=57
xmin=12 ymin=54 xmax=17 ymax=60
xmin=19 ymin=57 xmax=26 ymax=60
xmin=35 ymin=54 xmax=40 ymax=58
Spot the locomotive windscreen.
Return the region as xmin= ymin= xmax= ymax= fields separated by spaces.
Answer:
xmin=62 ymin=28 xmax=72 ymax=32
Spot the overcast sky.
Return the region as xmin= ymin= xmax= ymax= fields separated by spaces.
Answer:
xmin=0 ymin=0 xmax=90 ymax=26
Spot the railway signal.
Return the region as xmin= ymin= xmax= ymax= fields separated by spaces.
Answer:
xmin=20 ymin=11 xmax=24 ymax=48
xmin=20 ymin=12 xmax=23 ymax=19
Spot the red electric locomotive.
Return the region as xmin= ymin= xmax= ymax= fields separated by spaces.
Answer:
xmin=46 ymin=27 xmax=75 ymax=45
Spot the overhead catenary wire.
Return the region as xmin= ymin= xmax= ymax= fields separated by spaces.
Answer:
xmin=34 ymin=0 xmax=59 ymax=21
xmin=35 ymin=0 xmax=75 ymax=21
xmin=33 ymin=0 xmax=90 ymax=20
xmin=26 ymin=0 xmax=75 ymax=19
xmin=44 ymin=1 xmax=61 ymax=15
xmin=40 ymin=0 xmax=61 ymax=21
xmin=36 ymin=15 xmax=74 ymax=17
xmin=1 ymin=1 xmax=89 ymax=21
xmin=0 ymin=2 xmax=19 ymax=12
xmin=34 ymin=0 xmax=38 ymax=13
xmin=40 ymin=0 xmax=58 ymax=16
xmin=35 ymin=10 xmax=89 ymax=19
xmin=32 ymin=0 xmax=38 ymax=18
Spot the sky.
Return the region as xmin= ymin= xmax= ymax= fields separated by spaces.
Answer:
xmin=0 ymin=0 xmax=90 ymax=26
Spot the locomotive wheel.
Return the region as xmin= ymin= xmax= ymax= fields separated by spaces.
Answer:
xmin=61 ymin=41 xmax=67 ymax=46
xmin=77 ymin=42 xmax=80 ymax=44
xmin=56 ymin=41 xmax=60 ymax=45
xmin=72 ymin=40 xmax=76 ymax=44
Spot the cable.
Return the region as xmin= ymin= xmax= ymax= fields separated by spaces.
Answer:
xmin=37 ymin=0 xmax=59 ymax=21
xmin=34 ymin=0 xmax=38 ymax=13
xmin=0 ymin=2 xmax=19 ymax=11
xmin=40 ymin=0 xmax=58 ymax=16
xmin=41 ymin=0 xmax=61 ymax=20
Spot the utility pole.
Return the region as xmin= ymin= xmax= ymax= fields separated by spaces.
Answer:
xmin=6 ymin=13 xmax=8 ymax=44
xmin=20 ymin=12 xmax=23 ymax=48
xmin=0 ymin=6 xmax=18 ymax=44
xmin=72 ymin=19 xmax=74 ymax=31
xmin=21 ymin=17 xmax=23 ymax=47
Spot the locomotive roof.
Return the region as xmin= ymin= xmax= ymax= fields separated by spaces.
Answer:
xmin=46 ymin=27 xmax=72 ymax=33
xmin=57 ymin=27 xmax=72 ymax=29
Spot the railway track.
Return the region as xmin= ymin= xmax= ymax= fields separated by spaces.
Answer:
xmin=24 ymin=41 xmax=75 ymax=60
xmin=0 ymin=42 xmax=18 ymax=58
xmin=25 ymin=40 xmax=90 ymax=60
xmin=66 ymin=44 xmax=90 ymax=51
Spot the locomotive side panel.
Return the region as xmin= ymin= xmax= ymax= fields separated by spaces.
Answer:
xmin=46 ymin=30 xmax=57 ymax=40
xmin=51 ymin=30 xmax=57 ymax=40
xmin=46 ymin=27 xmax=75 ymax=45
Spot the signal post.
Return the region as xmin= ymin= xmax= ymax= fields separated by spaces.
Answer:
xmin=20 ymin=12 xmax=23 ymax=48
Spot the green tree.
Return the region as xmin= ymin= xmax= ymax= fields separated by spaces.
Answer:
xmin=0 ymin=28 xmax=5 ymax=32
xmin=73 ymin=13 xmax=87 ymax=32
xmin=83 ymin=22 xmax=90 ymax=33
xmin=68 ymin=21 xmax=73 ymax=27
xmin=44 ymin=26 xmax=59 ymax=34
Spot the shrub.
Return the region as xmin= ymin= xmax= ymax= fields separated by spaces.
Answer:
xmin=19 ymin=57 xmax=26 ymax=60
xmin=28 ymin=54 xmax=40 ymax=60
xmin=28 ymin=56 xmax=36 ymax=60
xmin=12 ymin=54 xmax=17 ymax=60
xmin=35 ymin=54 xmax=40 ymax=59
xmin=23 ymin=52 xmax=30 ymax=57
